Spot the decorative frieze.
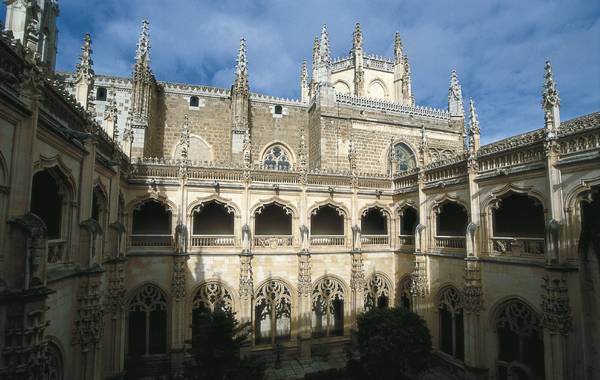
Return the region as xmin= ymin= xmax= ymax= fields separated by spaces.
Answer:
xmin=298 ymin=252 xmax=312 ymax=297
xmin=72 ymin=280 xmax=104 ymax=349
xmin=410 ymin=256 xmax=428 ymax=297
xmin=541 ymin=275 xmax=573 ymax=335
xmin=239 ymin=253 xmax=253 ymax=300
xmin=463 ymin=260 xmax=483 ymax=314
xmin=106 ymin=259 xmax=126 ymax=318
xmin=172 ymin=255 xmax=188 ymax=302
xmin=350 ymin=252 xmax=365 ymax=291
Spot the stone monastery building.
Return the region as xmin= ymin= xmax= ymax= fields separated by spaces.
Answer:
xmin=0 ymin=1 xmax=599 ymax=379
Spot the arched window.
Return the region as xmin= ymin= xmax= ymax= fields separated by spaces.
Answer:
xmin=254 ymin=203 xmax=292 ymax=236
xmin=274 ymin=104 xmax=283 ymax=115
xmin=393 ymin=143 xmax=416 ymax=173
xmin=262 ymin=145 xmax=291 ymax=171
xmin=438 ymin=287 xmax=464 ymax=360
xmin=310 ymin=205 xmax=344 ymax=235
xmin=361 ymin=207 xmax=388 ymax=235
xmin=189 ymin=96 xmax=199 ymax=107
xmin=399 ymin=206 xmax=418 ymax=238
xmin=334 ymin=81 xmax=351 ymax=95
xmin=191 ymin=201 xmax=235 ymax=247
xmin=364 ymin=274 xmax=391 ymax=310
xmin=492 ymin=193 xmax=545 ymax=255
xmin=131 ymin=200 xmax=172 ymax=247
xmin=92 ymin=185 xmax=107 ymax=227
xmin=312 ymin=277 xmax=345 ymax=337
xmin=174 ymin=136 xmax=212 ymax=163
xmin=31 ymin=170 xmax=63 ymax=239
xmin=127 ymin=284 xmax=168 ymax=357
xmin=398 ymin=276 xmax=412 ymax=310
xmin=96 ymin=86 xmax=107 ymax=101
xmin=45 ymin=342 xmax=64 ymax=380
xmin=495 ymin=299 xmax=544 ymax=380
xmin=192 ymin=282 xmax=233 ymax=314
xmin=254 ymin=280 xmax=292 ymax=345
xmin=437 ymin=202 xmax=468 ymax=236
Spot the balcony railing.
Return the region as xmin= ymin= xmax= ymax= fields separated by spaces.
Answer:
xmin=361 ymin=235 xmax=389 ymax=246
xmin=191 ymin=235 xmax=236 ymax=247
xmin=47 ymin=239 xmax=67 ymax=264
xmin=254 ymin=235 xmax=294 ymax=248
xmin=310 ymin=235 xmax=346 ymax=247
xmin=491 ymin=237 xmax=545 ymax=256
xmin=434 ymin=236 xmax=466 ymax=249
xmin=129 ymin=234 xmax=173 ymax=248
xmin=398 ymin=235 xmax=415 ymax=246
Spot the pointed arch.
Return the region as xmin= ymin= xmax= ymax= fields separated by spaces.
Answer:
xmin=33 ymin=154 xmax=77 ymax=200
xmin=254 ymin=278 xmax=294 ymax=345
xmin=483 ymin=183 xmax=547 ymax=212
xmin=367 ymin=78 xmax=389 ymax=99
xmin=259 ymin=141 xmax=296 ymax=170
xmin=308 ymin=199 xmax=350 ymax=218
xmin=333 ymin=79 xmax=352 ymax=95
xmin=364 ymin=271 xmax=393 ymax=310
xmin=126 ymin=282 xmax=170 ymax=357
xmin=190 ymin=280 xmax=236 ymax=313
xmin=172 ymin=133 xmax=213 ymax=163
xmin=312 ymin=275 xmax=347 ymax=337
xmin=250 ymin=196 xmax=298 ymax=218
xmin=187 ymin=194 xmax=240 ymax=217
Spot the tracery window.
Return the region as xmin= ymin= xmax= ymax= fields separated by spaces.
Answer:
xmin=398 ymin=276 xmax=412 ymax=310
xmin=393 ymin=143 xmax=416 ymax=173
xmin=438 ymin=286 xmax=464 ymax=360
xmin=44 ymin=342 xmax=63 ymax=380
xmin=254 ymin=280 xmax=292 ymax=345
xmin=312 ymin=277 xmax=345 ymax=337
xmin=192 ymin=281 xmax=233 ymax=314
xmin=495 ymin=299 xmax=544 ymax=380
xmin=127 ymin=284 xmax=168 ymax=357
xmin=263 ymin=145 xmax=291 ymax=171
xmin=364 ymin=273 xmax=391 ymax=310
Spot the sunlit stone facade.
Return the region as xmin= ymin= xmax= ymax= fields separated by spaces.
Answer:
xmin=1 ymin=3 xmax=599 ymax=380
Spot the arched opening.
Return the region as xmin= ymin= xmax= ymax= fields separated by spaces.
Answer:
xmin=96 ymin=86 xmax=107 ymax=101
xmin=189 ymin=96 xmax=199 ymax=107
xmin=398 ymin=276 xmax=412 ymax=310
xmin=191 ymin=201 xmax=235 ymax=247
xmin=92 ymin=185 xmax=107 ymax=228
xmin=274 ymin=104 xmax=283 ymax=115
xmin=254 ymin=280 xmax=292 ymax=345
xmin=334 ymin=81 xmax=351 ymax=95
xmin=191 ymin=282 xmax=234 ymax=348
xmin=494 ymin=299 xmax=544 ymax=380
xmin=262 ymin=145 xmax=292 ymax=171
xmin=368 ymin=80 xmax=386 ymax=99
xmin=310 ymin=205 xmax=345 ymax=246
xmin=131 ymin=200 xmax=172 ymax=247
xmin=492 ymin=193 xmax=545 ymax=256
xmin=399 ymin=206 xmax=418 ymax=247
xmin=435 ymin=202 xmax=468 ymax=250
xmin=312 ymin=277 xmax=345 ymax=337
xmin=31 ymin=170 xmax=62 ymax=239
xmin=254 ymin=203 xmax=293 ymax=248
xmin=127 ymin=284 xmax=168 ymax=358
xmin=438 ymin=287 xmax=464 ymax=360
xmin=393 ymin=143 xmax=417 ymax=174
xmin=45 ymin=341 xmax=64 ymax=380
xmin=174 ymin=136 xmax=212 ymax=163
xmin=361 ymin=207 xmax=389 ymax=246
xmin=364 ymin=274 xmax=391 ymax=311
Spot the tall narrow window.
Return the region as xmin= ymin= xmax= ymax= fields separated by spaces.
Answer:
xmin=312 ymin=277 xmax=345 ymax=337
xmin=127 ymin=284 xmax=168 ymax=357
xmin=398 ymin=276 xmax=412 ymax=310
xmin=438 ymin=286 xmax=464 ymax=360
xmin=254 ymin=280 xmax=292 ymax=345
xmin=189 ymin=96 xmax=200 ymax=107
xmin=31 ymin=170 xmax=63 ymax=239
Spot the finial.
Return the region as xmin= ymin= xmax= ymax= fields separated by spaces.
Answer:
xmin=448 ymin=69 xmax=464 ymax=118
xmin=469 ymin=98 xmax=480 ymax=135
xmin=319 ymin=25 xmax=331 ymax=65
xmin=542 ymin=60 xmax=560 ymax=109
xmin=301 ymin=60 xmax=308 ymax=83
xmin=135 ymin=19 xmax=150 ymax=63
xmin=75 ymin=33 xmax=94 ymax=82
xmin=353 ymin=22 xmax=363 ymax=52
xmin=394 ymin=32 xmax=404 ymax=63
xmin=233 ymin=37 xmax=249 ymax=94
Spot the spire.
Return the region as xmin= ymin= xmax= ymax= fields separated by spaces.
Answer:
xmin=352 ymin=22 xmax=363 ymax=53
xmin=448 ymin=70 xmax=464 ymax=118
xmin=233 ymin=37 xmax=249 ymax=95
xmin=105 ymin=85 xmax=119 ymax=142
xmin=319 ymin=25 xmax=331 ymax=65
xmin=542 ymin=60 xmax=560 ymax=129
xmin=301 ymin=60 xmax=309 ymax=103
xmin=312 ymin=36 xmax=320 ymax=67
xmin=135 ymin=19 xmax=151 ymax=64
xmin=75 ymin=33 xmax=94 ymax=83
xmin=468 ymin=98 xmax=481 ymax=155
xmin=394 ymin=32 xmax=404 ymax=64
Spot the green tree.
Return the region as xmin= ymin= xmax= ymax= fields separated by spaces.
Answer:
xmin=356 ymin=307 xmax=432 ymax=380
xmin=185 ymin=309 xmax=264 ymax=380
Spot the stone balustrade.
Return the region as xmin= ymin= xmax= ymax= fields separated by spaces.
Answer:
xmin=190 ymin=235 xmax=236 ymax=248
xmin=253 ymin=235 xmax=294 ymax=249
xmin=491 ymin=237 xmax=545 ymax=256
xmin=361 ymin=235 xmax=389 ymax=246
xmin=129 ymin=234 xmax=173 ymax=248
xmin=47 ymin=239 xmax=67 ymax=264
xmin=335 ymin=93 xmax=451 ymax=121
xmin=310 ymin=235 xmax=346 ymax=247
xmin=434 ymin=236 xmax=466 ymax=250
xmin=398 ymin=235 xmax=415 ymax=247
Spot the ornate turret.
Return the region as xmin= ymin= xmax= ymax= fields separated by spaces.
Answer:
xmin=74 ymin=33 xmax=95 ymax=111
xmin=352 ymin=23 xmax=365 ymax=97
xmin=542 ymin=61 xmax=561 ymax=132
xmin=393 ymin=32 xmax=413 ymax=106
xmin=448 ymin=70 xmax=464 ymax=119
xmin=314 ymin=25 xmax=332 ymax=85
xmin=231 ymin=37 xmax=250 ymax=158
xmin=300 ymin=60 xmax=309 ymax=103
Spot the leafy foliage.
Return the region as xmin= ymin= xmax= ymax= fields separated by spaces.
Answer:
xmin=356 ymin=307 xmax=432 ymax=379
xmin=185 ymin=309 xmax=264 ymax=380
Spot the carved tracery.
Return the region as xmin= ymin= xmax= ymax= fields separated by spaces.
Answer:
xmin=364 ymin=273 xmax=391 ymax=310
xmin=254 ymin=280 xmax=292 ymax=344
xmin=312 ymin=277 xmax=345 ymax=337
xmin=192 ymin=281 xmax=233 ymax=313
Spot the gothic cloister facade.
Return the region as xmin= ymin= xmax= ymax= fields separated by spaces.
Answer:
xmin=1 ymin=2 xmax=599 ymax=380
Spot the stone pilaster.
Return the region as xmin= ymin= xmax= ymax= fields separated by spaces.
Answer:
xmin=297 ymin=251 xmax=312 ymax=361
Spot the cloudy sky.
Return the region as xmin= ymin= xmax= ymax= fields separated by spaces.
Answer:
xmin=2 ymin=1 xmax=599 ymax=143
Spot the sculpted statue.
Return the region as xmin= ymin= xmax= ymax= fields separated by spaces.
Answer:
xmin=175 ymin=222 xmax=188 ymax=254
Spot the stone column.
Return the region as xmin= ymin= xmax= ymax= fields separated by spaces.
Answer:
xmin=297 ymin=251 xmax=312 ymax=361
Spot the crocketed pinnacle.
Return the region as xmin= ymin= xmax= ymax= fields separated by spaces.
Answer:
xmin=469 ymin=98 xmax=480 ymax=135
xmin=319 ymin=25 xmax=331 ymax=65
xmin=394 ymin=32 xmax=404 ymax=64
xmin=75 ymin=33 xmax=94 ymax=82
xmin=542 ymin=60 xmax=560 ymax=109
xmin=233 ymin=37 xmax=249 ymax=94
xmin=352 ymin=22 xmax=363 ymax=52
xmin=312 ymin=36 xmax=320 ymax=67
xmin=301 ymin=60 xmax=308 ymax=85
xmin=135 ymin=19 xmax=150 ymax=64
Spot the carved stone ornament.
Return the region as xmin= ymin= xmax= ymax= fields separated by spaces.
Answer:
xmin=239 ymin=253 xmax=253 ymax=300
xmin=350 ymin=252 xmax=365 ymax=291
xmin=410 ymin=257 xmax=428 ymax=297
xmin=172 ymin=255 xmax=188 ymax=301
xmin=298 ymin=252 xmax=312 ymax=297
xmin=463 ymin=260 xmax=483 ymax=314
xmin=541 ymin=275 xmax=573 ymax=335
xmin=72 ymin=281 xmax=105 ymax=348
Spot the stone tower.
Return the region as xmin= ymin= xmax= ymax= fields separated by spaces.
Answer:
xmin=4 ymin=0 xmax=59 ymax=71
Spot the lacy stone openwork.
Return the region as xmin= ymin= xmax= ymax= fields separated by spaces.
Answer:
xmin=254 ymin=280 xmax=292 ymax=344
xmin=312 ymin=277 xmax=345 ymax=337
xmin=263 ymin=145 xmax=291 ymax=171
xmin=192 ymin=281 xmax=233 ymax=313
xmin=364 ymin=273 xmax=391 ymax=310
xmin=128 ymin=284 xmax=167 ymax=313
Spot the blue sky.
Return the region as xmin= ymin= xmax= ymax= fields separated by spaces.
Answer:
xmin=2 ymin=0 xmax=599 ymax=144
